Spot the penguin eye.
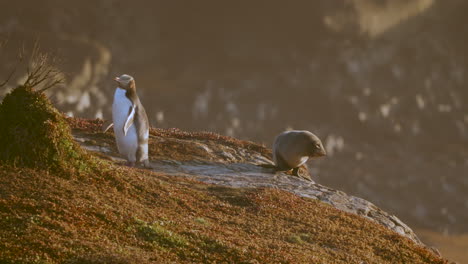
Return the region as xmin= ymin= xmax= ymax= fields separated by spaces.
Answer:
xmin=315 ymin=143 xmax=321 ymax=149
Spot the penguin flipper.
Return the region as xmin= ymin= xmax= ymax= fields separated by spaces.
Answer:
xmin=102 ymin=122 xmax=113 ymax=133
xmin=123 ymin=105 xmax=136 ymax=136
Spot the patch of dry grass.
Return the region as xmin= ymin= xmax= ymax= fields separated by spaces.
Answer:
xmin=69 ymin=118 xmax=312 ymax=178
xmin=68 ymin=118 xmax=271 ymax=157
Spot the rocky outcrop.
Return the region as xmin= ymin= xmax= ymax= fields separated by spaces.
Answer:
xmin=72 ymin=118 xmax=423 ymax=247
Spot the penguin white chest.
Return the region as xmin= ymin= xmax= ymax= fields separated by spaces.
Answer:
xmin=112 ymin=88 xmax=138 ymax=162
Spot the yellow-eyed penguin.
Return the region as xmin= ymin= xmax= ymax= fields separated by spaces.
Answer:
xmin=273 ymin=130 xmax=326 ymax=175
xmin=112 ymin=74 xmax=149 ymax=167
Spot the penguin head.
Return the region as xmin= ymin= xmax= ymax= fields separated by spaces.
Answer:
xmin=114 ymin=74 xmax=135 ymax=90
xmin=304 ymin=132 xmax=326 ymax=157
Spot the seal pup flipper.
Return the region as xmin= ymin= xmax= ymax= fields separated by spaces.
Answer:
xmin=123 ymin=105 xmax=136 ymax=136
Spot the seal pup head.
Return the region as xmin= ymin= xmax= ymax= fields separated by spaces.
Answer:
xmin=114 ymin=74 xmax=135 ymax=91
xmin=302 ymin=131 xmax=326 ymax=158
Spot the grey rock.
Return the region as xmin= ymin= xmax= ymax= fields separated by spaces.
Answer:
xmin=74 ymin=130 xmax=424 ymax=246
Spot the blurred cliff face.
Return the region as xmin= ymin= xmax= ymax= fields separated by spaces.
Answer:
xmin=0 ymin=0 xmax=467 ymax=233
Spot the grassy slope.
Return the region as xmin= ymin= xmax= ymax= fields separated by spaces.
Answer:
xmin=0 ymin=162 xmax=446 ymax=264
xmin=0 ymin=87 xmax=446 ymax=263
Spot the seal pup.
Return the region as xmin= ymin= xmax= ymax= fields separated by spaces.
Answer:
xmin=112 ymin=74 xmax=149 ymax=167
xmin=273 ymin=130 xmax=326 ymax=176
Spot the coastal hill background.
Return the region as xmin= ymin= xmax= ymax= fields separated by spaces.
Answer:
xmin=0 ymin=0 xmax=467 ymax=261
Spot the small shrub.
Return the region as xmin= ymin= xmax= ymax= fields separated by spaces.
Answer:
xmin=0 ymin=85 xmax=94 ymax=173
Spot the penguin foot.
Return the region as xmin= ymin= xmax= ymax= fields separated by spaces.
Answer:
xmin=141 ymin=159 xmax=150 ymax=168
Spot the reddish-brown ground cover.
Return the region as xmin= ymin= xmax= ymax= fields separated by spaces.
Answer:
xmin=0 ymin=162 xmax=447 ymax=263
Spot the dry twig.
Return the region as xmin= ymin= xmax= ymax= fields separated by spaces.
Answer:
xmin=23 ymin=42 xmax=64 ymax=91
xmin=0 ymin=40 xmax=64 ymax=90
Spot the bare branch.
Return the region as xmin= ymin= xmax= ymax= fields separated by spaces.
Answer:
xmin=0 ymin=40 xmax=63 ymax=91
xmin=21 ymin=42 xmax=64 ymax=91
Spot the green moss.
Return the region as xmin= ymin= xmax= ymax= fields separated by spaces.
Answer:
xmin=134 ymin=219 xmax=188 ymax=248
xmin=194 ymin=217 xmax=210 ymax=226
xmin=0 ymin=85 xmax=94 ymax=173
xmin=66 ymin=254 xmax=132 ymax=264
xmin=196 ymin=236 xmax=232 ymax=254
xmin=285 ymin=233 xmax=313 ymax=245
xmin=286 ymin=234 xmax=306 ymax=245
xmin=183 ymin=234 xmax=245 ymax=262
